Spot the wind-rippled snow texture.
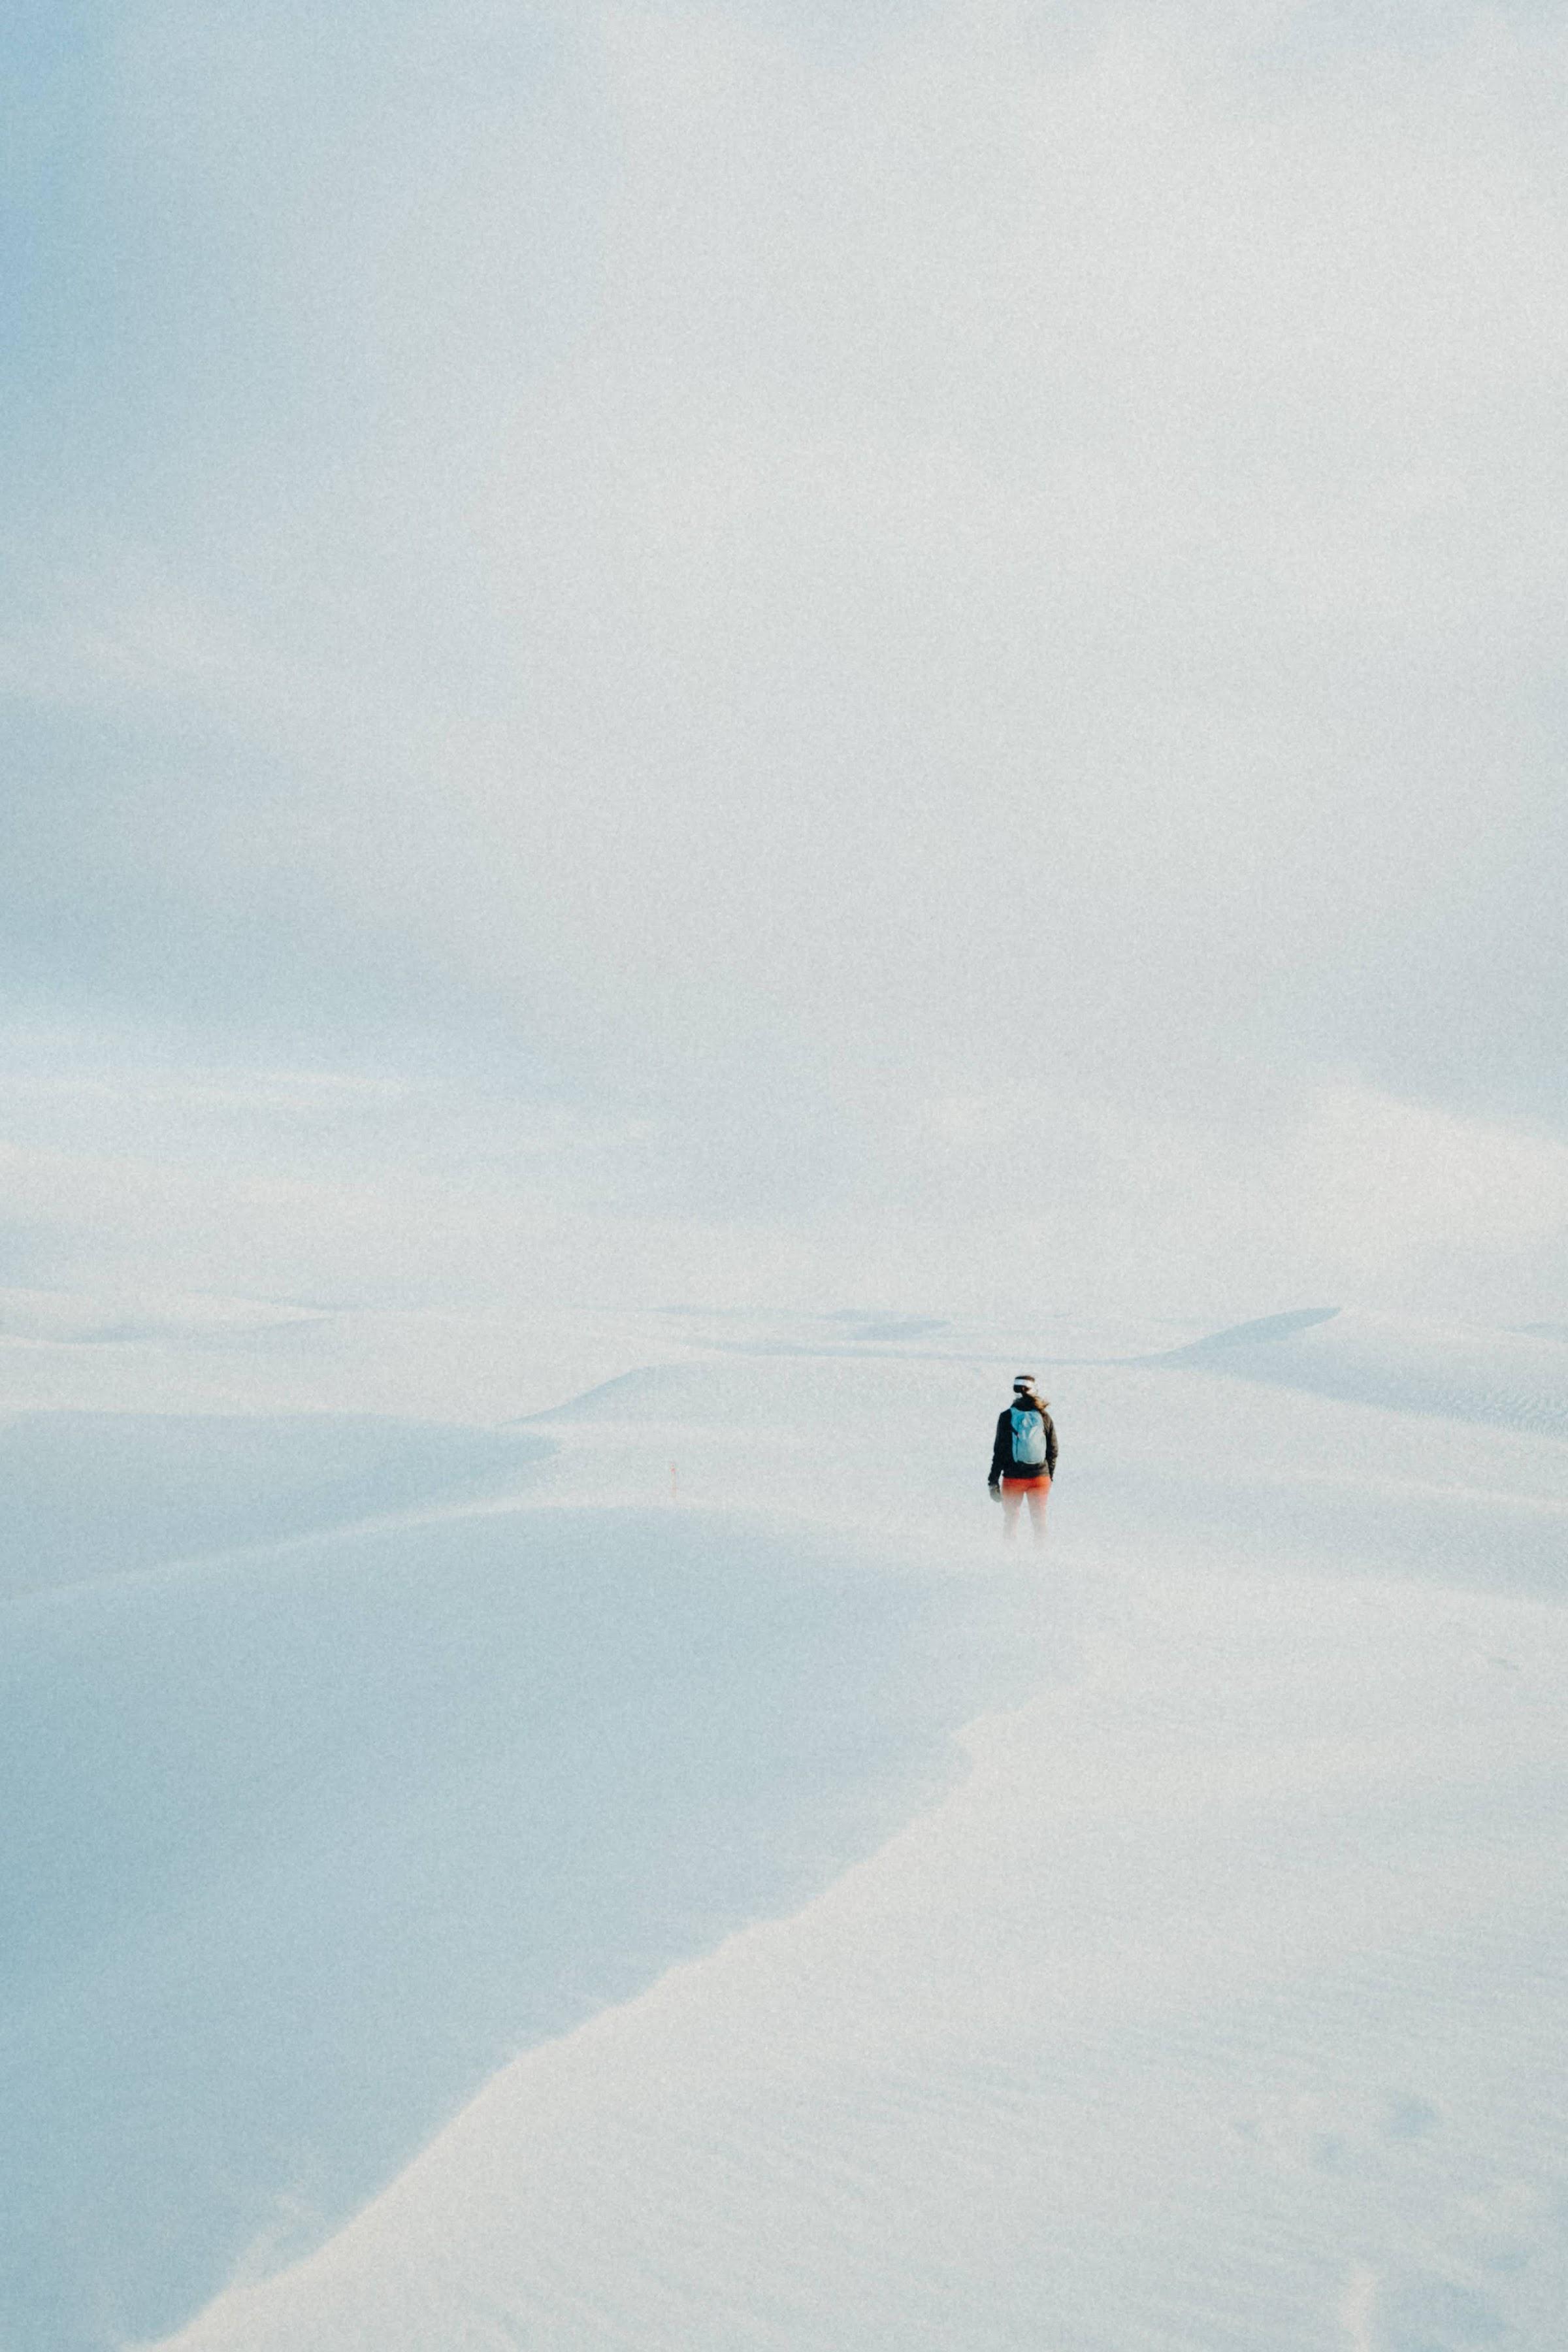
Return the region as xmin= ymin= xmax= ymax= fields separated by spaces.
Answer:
xmin=6 ymin=1295 xmax=1568 ymax=2350
xmin=0 ymin=1320 xmax=1045 ymax=2352
xmin=155 ymin=1562 xmax=1568 ymax=2352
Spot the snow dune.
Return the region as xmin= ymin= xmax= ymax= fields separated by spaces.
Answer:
xmin=0 ymin=1288 xmax=708 ymax=1422
xmin=1156 ymin=1304 xmax=1568 ymax=1439
xmin=5 ymin=1294 xmax=1568 ymax=2349
xmin=0 ymin=1411 xmax=544 ymax=1599
xmin=155 ymin=1566 xmax=1568 ymax=2352
xmin=1 ymin=1314 xmax=1043 ymax=2352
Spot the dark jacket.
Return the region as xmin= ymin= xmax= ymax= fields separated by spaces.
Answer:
xmin=990 ymin=1400 xmax=1058 ymax=1484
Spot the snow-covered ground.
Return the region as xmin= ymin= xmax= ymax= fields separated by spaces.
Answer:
xmin=7 ymin=1298 xmax=1568 ymax=2350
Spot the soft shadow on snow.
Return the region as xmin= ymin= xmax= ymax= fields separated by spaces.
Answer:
xmin=0 ymin=1486 xmax=1052 ymax=2352
xmin=0 ymin=1411 xmax=549 ymax=1599
xmin=1151 ymin=1305 xmax=1568 ymax=1438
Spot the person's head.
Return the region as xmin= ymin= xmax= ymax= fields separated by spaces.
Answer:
xmin=1012 ymin=1375 xmax=1043 ymax=1407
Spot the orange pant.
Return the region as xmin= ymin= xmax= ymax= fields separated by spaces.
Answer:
xmin=1001 ymin=1475 xmax=1051 ymax=1539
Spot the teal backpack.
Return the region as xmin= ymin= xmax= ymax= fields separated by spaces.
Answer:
xmin=1010 ymin=1406 xmax=1047 ymax=1468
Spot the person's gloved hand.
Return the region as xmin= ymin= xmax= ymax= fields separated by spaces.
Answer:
xmin=988 ymin=1482 xmax=1002 ymax=1502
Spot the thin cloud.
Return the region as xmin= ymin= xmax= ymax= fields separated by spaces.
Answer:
xmin=3 ymin=0 xmax=1564 ymax=1303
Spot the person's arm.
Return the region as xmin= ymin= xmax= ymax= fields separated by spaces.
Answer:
xmin=1045 ymin=1414 xmax=1058 ymax=1477
xmin=988 ymin=1411 xmax=1008 ymax=1488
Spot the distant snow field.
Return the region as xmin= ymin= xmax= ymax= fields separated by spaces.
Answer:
xmin=5 ymin=1295 xmax=1568 ymax=2351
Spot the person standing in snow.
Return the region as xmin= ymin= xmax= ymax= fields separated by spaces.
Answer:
xmin=988 ymin=1376 xmax=1057 ymax=1542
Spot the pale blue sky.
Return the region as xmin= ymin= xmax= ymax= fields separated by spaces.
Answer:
xmin=3 ymin=0 xmax=1566 ymax=1312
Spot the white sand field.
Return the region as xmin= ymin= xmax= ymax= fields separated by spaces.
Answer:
xmin=5 ymin=1298 xmax=1568 ymax=2350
